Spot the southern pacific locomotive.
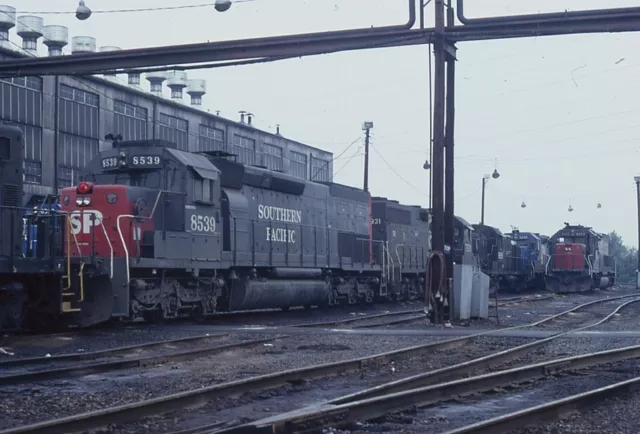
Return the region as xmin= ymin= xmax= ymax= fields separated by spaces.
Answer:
xmin=0 ymin=124 xmax=618 ymax=330
xmin=4 ymin=136 xmax=430 ymax=328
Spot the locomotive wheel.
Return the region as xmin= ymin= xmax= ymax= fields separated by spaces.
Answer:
xmin=190 ymin=303 xmax=207 ymax=323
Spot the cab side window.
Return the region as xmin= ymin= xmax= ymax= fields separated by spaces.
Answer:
xmin=0 ymin=137 xmax=10 ymax=160
xmin=194 ymin=178 xmax=214 ymax=203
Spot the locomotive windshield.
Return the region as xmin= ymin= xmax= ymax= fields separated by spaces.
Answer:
xmin=87 ymin=171 xmax=161 ymax=188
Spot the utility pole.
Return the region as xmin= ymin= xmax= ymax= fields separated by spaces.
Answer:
xmin=363 ymin=122 xmax=373 ymax=191
xmin=480 ymin=176 xmax=488 ymax=225
xmin=635 ymin=176 xmax=640 ymax=288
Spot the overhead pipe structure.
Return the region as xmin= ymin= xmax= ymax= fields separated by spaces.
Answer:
xmin=456 ymin=0 xmax=640 ymax=26
xmin=0 ymin=0 xmax=418 ymax=77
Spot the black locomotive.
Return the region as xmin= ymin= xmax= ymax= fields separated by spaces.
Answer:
xmin=0 ymin=138 xmax=431 ymax=329
xmin=0 ymin=128 xmax=618 ymax=330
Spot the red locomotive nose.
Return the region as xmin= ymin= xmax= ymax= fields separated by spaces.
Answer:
xmin=77 ymin=182 xmax=93 ymax=194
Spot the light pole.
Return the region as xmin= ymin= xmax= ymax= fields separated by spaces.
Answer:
xmin=480 ymin=168 xmax=500 ymax=225
xmin=635 ymin=176 xmax=640 ymax=288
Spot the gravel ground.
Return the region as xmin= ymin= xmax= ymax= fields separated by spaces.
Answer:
xmin=0 ymin=333 xmax=455 ymax=429
xmin=3 ymin=289 xmax=638 ymax=433
xmin=346 ymin=359 xmax=640 ymax=433
xmin=98 ymin=336 xmax=536 ymax=434
xmin=0 ymin=300 xmax=423 ymax=360
xmin=515 ymin=395 xmax=640 ymax=433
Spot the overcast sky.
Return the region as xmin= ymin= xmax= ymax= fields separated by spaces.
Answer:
xmin=10 ymin=0 xmax=640 ymax=245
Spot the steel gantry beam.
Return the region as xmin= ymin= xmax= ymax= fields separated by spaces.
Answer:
xmin=0 ymin=0 xmax=421 ymax=77
xmin=1 ymin=1 xmax=640 ymax=78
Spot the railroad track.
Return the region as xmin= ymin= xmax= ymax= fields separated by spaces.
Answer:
xmin=211 ymin=296 xmax=640 ymax=433
xmin=3 ymin=294 xmax=636 ymax=434
xmin=445 ymin=372 xmax=640 ymax=434
xmin=0 ymin=308 xmax=425 ymax=385
xmin=493 ymin=294 xmax=555 ymax=306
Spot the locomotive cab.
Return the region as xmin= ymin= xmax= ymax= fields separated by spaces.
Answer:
xmin=546 ymin=223 xmax=614 ymax=293
xmin=60 ymin=139 xmax=223 ymax=326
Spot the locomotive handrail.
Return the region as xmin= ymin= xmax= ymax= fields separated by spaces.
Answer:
xmin=71 ymin=209 xmax=114 ymax=278
xmin=395 ymin=244 xmax=403 ymax=271
xmin=385 ymin=242 xmax=395 ymax=282
xmin=116 ymin=214 xmax=136 ymax=284
xmin=114 ymin=191 xmax=165 ymax=282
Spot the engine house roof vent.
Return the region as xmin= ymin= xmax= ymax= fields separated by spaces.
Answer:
xmin=16 ymin=15 xmax=43 ymax=55
xmin=99 ymin=46 xmax=121 ymax=77
xmin=42 ymin=25 xmax=68 ymax=56
xmin=71 ymin=35 xmax=96 ymax=54
xmin=146 ymin=71 xmax=166 ymax=96
xmin=166 ymin=70 xmax=188 ymax=100
xmin=187 ymin=79 xmax=206 ymax=106
xmin=0 ymin=5 xmax=16 ymax=50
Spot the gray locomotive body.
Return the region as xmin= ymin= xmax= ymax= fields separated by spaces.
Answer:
xmin=371 ymin=197 xmax=430 ymax=300
xmin=50 ymin=140 xmax=419 ymax=326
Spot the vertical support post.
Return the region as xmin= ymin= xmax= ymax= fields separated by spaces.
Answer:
xmin=432 ymin=0 xmax=446 ymax=256
xmin=363 ymin=122 xmax=374 ymax=266
xmin=425 ymin=0 xmax=447 ymax=325
xmin=636 ymin=177 xmax=640 ymax=288
xmin=481 ymin=177 xmax=487 ymax=225
xmin=53 ymin=75 xmax=60 ymax=193
xmin=363 ymin=122 xmax=373 ymax=192
xmin=444 ymin=5 xmax=457 ymax=321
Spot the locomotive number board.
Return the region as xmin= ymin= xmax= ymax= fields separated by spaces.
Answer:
xmin=101 ymin=155 xmax=162 ymax=170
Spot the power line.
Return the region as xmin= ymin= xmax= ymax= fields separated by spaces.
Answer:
xmin=311 ymin=135 xmax=362 ymax=181
xmin=15 ymin=1 xmax=258 ymax=16
xmin=369 ymin=141 xmax=428 ymax=199
xmin=333 ymin=146 xmax=364 ymax=179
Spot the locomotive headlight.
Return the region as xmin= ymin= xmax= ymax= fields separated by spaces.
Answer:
xmin=82 ymin=196 xmax=91 ymax=206
xmin=76 ymin=197 xmax=83 ymax=206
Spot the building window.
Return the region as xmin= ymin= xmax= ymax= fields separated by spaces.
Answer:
xmin=311 ymin=156 xmax=330 ymax=182
xmin=58 ymin=166 xmax=82 ymax=189
xmin=290 ymin=151 xmax=307 ymax=180
xmin=59 ymin=84 xmax=99 ymax=107
xmin=197 ymin=124 xmax=225 ymax=152
xmin=158 ymin=113 xmax=189 ymax=150
xmin=0 ymin=76 xmax=43 ymax=126
xmin=58 ymin=133 xmax=99 ymax=188
xmin=114 ymin=100 xmax=148 ymax=141
xmin=233 ymin=135 xmax=256 ymax=165
xmin=262 ymin=143 xmax=283 ymax=172
xmin=18 ymin=124 xmax=43 ymax=185
xmin=58 ymin=84 xmax=99 ymax=138
xmin=0 ymin=76 xmax=43 ymax=92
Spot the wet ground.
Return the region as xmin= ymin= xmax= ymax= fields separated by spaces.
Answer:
xmin=3 ymin=287 xmax=640 ymax=433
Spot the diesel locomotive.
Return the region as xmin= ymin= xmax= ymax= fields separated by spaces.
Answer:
xmin=0 ymin=123 xmax=619 ymax=329
xmin=2 ymin=137 xmax=431 ymax=329
xmin=546 ymin=223 xmax=615 ymax=292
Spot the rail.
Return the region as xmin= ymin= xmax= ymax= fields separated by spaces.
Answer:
xmin=228 ymin=297 xmax=640 ymax=434
xmin=9 ymin=294 xmax=637 ymax=434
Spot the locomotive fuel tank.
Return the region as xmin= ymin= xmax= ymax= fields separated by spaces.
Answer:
xmin=227 ymin=278 xmax=331 ymax=311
